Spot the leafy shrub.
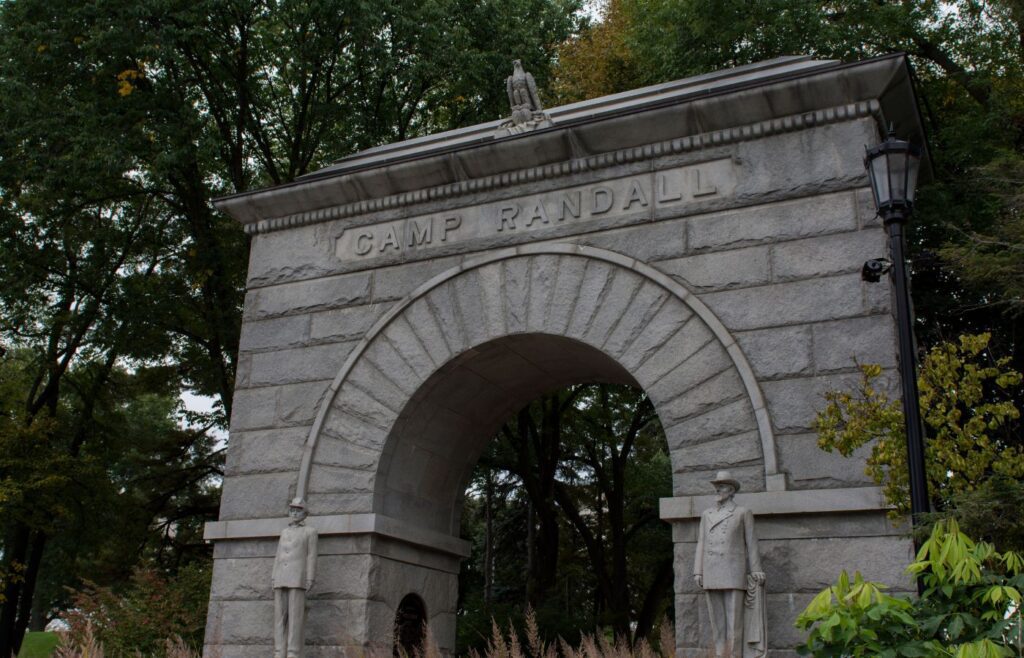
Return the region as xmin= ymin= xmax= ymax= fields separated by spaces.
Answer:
xmin=63 ymin=562 xmax=210 ymax=655
xmin=796 ymin=520 xmax=1024 ymax=657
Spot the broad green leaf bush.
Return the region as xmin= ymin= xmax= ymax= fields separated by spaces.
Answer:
xmin=796 ymin=520 xmax=1024 ymax=657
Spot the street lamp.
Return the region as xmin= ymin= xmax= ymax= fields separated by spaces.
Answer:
xmin=862 ymin=127 xmax=929 ymax=529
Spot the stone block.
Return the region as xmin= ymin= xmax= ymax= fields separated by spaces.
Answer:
xmin=672 ymin=430 xmax=762 ymax=472
xmin=229 ymin=387 xmax=278 ymax=432
xmin=310 ymin=304 xmax=386 ymax=342
xmin=648 ymin=340 xmax=732 ymax=405
xmin=665 ymin=398 xmax=757 ymax=449
xmin=812 ymin=314 xmax=896 ymax=373
xmin=250 ymin=343 xmax=354 ymax=387
xmin=204 ymin=599 xmax=272 ymax=646
xmin=224 ymin=427 xmax=308 ymax=476
xmin=371 ymin=256 xmax=462 ymax=302
xmin=451 ymin=268 xmax=490 ymax=347
xmin=380 ymin=316 xmax=441 ymax=379
xmin=699 ymin=273 xmax=870 ymax=331
xmin=306 ymin=492 xmax=373 ymax=517
xmin=502 ymin=257 xmax=532 ymax=334
xmin=777 ymin=433 xmax=874 ymax=489
xmin=525 ymin=255 xmax=561 ymax=334
xmin=760 ymin=535 xmax=915 ymax=593
xmin=672 ymin=464 xmax=764 ymax=496
xmin=343 ymin=362 xmax=407 ymax=417
xmin=735 ymin=325 xmax=813 ymax=379
xmin=566 ymin=260 xmax=616 ymax=339
xmin=246 ymin=221 xmax=342 ymax=288
xmin=403 ymin=298 xmax=453 ymax=367
xmin=238 ymin=314 xmax=310 ymax=352
xmin=314 ymin=435 xmax=381 ymax=471
xmin=582 ymin=268 xmax=644 ymax=347
xmin=579 ymin=216 xmax=687 ymax=262
xmin=308 ymin=463 xmax=376 ymax=494
xmin=659 ymin=368 xmax=745 ymax=426
xmin=218 ymin=472 xmax=294 ymax=520
xmin=657 ymin=245 xmax=770 ymax=291
xmin=276 ymin=380 xmax=331 ymax=425
xmin=761 ymin=373 xmax=861 ymax=434
xmin=687 ymin=191 xmax=857 ymax=252
xmin=209 ymin=557 xmax=273 ymax=600
xmin=245 ymin=273 xmax=371 ymax=320
xmin=308 ymin=554 xmax=374 ymax=600
xmin=544 ymin=255 xmax=589 ymax=334
xmin=424 ymin=281 xmax=469 ymax=356
xmin=634 ymin=317 xmax=712 ymax=387
xmin=602 ymin=281 xmax=669 ymax=357
xmin=771 ymin=229 xmax=885 ymax=282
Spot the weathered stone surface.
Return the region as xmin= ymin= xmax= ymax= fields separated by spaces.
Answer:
xmin=761 ymin=373 xmax=861 ymax=433
xmin=578 ymin=215 xmax=687 ymax=262
xmin=771 ymin=229 xmax=885 ymax=282
xmin=687 ymin=190 xmax=858 ymax=252
xmin=245 ymin=273 xmax=371 ymax=320
xmin=224 ymin=427 xmax=309 ymax=476
xmin=658 ymin=368 xmax=745 ymax=425
xmin=250 ymin=343 xmax=355 ymax=386
xmin=812 ymin=314 xmax=897 ymax=373
xmin=218 ymin=472 xmax=294 ymax=520
xmin=700 ymin=273 xmax=874 ymax=331
xmin=229 ymin=387 xmax=278 ymax=432
xmin=665 ymin=398 xmax=757 ymax=449
xmin=778 ymin=433 xmax=875 ymax=489
xmin=239 ymin=314 xmax=310 ymax=352
xmin=309 ymin=304 xmax=386 ymax=342
xmin=735 ymin=325 xmax=813 ymax=379
xmin=277 ymin=380 xmax=331 ymax=425
xmin=657 ymin=245 xmax=770 ymax=292
xmin=370 ymin=256 xmax=462 ymax=302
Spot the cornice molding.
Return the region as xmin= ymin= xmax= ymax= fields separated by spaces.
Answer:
xmin=244 ymin=100 xmax=880 ymax=236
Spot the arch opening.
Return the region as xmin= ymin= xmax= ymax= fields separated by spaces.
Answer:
xmin=393 ymin=593 xmax=427 ymax=657
xmin=374 ymin=334 xmax=638 ymax=536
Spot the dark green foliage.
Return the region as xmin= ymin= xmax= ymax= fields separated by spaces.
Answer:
xmin=458 ymin=384 xmax=673 ymax=651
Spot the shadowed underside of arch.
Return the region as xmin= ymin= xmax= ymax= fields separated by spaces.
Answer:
xmin=297 ymin=244 xmax=778 ymax=534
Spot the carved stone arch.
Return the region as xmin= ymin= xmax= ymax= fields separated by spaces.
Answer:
xmin=296 ymin=243 xmax=778 ymax=530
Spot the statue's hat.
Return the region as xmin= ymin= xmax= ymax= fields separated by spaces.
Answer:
xmin=289 ymin=497 xmax=306 ymax=509
xmin=710 ymin=470 xmax=741 ymax=491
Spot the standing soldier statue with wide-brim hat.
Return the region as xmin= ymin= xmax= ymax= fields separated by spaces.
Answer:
xmin=273 ymin=498 xmax=319 ymax=658
xmin=694 ymin=471 xmax=767 ymax=657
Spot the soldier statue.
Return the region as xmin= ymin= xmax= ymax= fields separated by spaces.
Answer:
xmin=273 ymin=498 xmax=319 ymax=658
xmin=694 ymin=471 xmax=767 ymax=658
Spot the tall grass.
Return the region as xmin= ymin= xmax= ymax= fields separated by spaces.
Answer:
xmin=48 ymin=610 xmax=678 ymax=658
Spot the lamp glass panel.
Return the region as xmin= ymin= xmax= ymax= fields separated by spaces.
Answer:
xmin=888 ymin=150 xmax=908 ymax=204
xmin=870 ymin=153 xmax=890 ymax=206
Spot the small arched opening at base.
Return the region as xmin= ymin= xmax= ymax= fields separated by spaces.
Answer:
xmin=393 ymin=593 xmax=427 ymax=657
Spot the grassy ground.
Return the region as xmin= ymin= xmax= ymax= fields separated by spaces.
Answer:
xmin=18 ymin=632 xmax=59 ymax=658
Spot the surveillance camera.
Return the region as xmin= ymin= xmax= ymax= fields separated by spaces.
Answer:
xmin=861 ymin=258 xmax=893 ymax=283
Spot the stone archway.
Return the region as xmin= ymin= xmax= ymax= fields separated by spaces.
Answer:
xmin=204 ymin=56 xmax=923 ymax=657
xmin=282 ymin=245 xmax=773 ymax=651
xmin=301 ymin=244 xmax=777 ymax=527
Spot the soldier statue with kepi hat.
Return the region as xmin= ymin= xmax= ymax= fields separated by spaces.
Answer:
xmin=273 ymin=497 xmax=319 ymax=658
xmin=693 ymin=471 xmax=767 ymax=657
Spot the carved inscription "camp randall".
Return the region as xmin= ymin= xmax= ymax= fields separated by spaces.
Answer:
xmin=335 ymin=159 xmax=737 ymax=261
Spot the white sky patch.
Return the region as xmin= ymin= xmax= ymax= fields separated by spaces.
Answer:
xmin=180 ymin=390 xmax=228 ymax=448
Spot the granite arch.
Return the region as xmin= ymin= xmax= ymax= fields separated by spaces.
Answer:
xmin=296 ymin=243 xmax=778 ymax=531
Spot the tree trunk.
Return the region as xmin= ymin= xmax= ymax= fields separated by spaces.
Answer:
xmin=0 ymin=523 xmax=30 ymax=657
xmin=484 ymin=470 xmax=493 ymax=607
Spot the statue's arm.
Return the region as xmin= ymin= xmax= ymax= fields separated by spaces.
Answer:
xmin=305 ymin=528 xmax=318 ymax=588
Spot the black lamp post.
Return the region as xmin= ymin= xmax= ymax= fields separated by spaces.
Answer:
xmin=863 ymin=128 xmax=930 ymax=529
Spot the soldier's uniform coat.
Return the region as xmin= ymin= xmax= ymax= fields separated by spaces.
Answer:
xmin=694 ymin=501 xmax=761 ymax=590
xmin=273 ymin=523 xmax=318 ymax=589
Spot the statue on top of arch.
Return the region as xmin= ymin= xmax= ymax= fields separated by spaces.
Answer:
xmin=495 ymin=59 xmax=554 ymax=138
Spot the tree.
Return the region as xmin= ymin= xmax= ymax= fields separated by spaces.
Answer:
xmin=815 ymin=333 xmax=1024 ymax=518
xmin=458 ymin=384 xmax=673 ymax=649
xmin=553 ymin=0 xmax=1024 ymax=379
xmin=0 ymin=0 xmax=584 ymax=651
